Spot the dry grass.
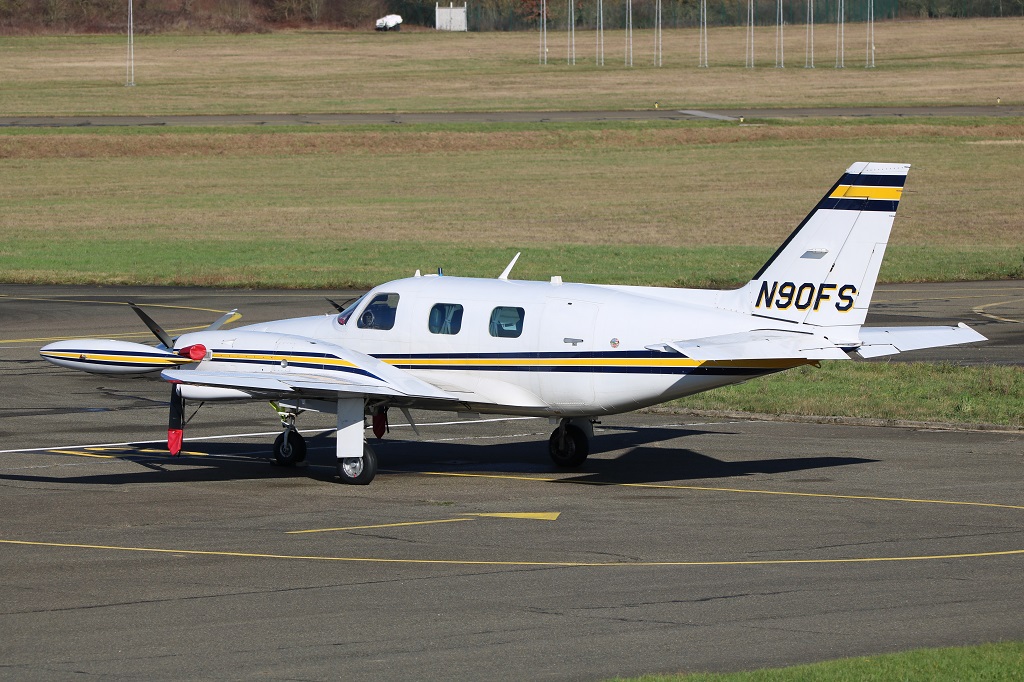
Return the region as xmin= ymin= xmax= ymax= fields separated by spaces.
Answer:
xmin=0 ymin=18 xmax=1021 ymax=116
xmin=3 ymin=120 xmax=1023 ymax=250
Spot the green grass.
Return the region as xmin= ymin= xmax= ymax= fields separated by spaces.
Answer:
xmin=1 ymin=238 xmax=1021 ymax=290
xmin=2 ymin=119 xmax=1024 ymax=287
xmin=612 ymin=642 xmax=1024 ymax=681
xmin=674 ymin=362 xmax=1024 ymax=428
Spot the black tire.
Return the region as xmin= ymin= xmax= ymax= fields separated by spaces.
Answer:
xmin=273 ymin=430 xmax=306 ymax=466
xmin=548 ymin=424 xmax=589 ymax=468
xmin=337 ymin=443 xmax=377 ymax=485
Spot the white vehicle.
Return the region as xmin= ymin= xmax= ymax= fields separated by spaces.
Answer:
xmin=41 ymin=163 xmax=985 ymax=485
xmin=375 ymin=14 xmax=402 ymax=31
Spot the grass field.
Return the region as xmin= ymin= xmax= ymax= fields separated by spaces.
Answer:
xmin=0 ymin=18 xmax=1022 ymax=116
xmin=613 ymin=642 xmax=1024 ymax=681
xmin=674 ymin=361 xmax=1024 ymax=428
xmin=2 ymin=118 xmax=1023 ymax=287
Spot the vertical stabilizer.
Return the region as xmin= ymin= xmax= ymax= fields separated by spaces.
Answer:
xmin=734 ymin=162 xmax=909 ymax=330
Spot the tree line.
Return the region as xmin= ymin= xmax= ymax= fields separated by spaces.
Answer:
xmin=2 ymin=0 xmax=1019 ymax=33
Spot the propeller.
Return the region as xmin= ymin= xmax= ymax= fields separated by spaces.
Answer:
xmin=127 ymin=301 xmax=240 ymax=347
xmin=124 ymin=302 xmax=239 ymax=455
xmin=127 ymin=301 xmax=173 ymax=349
xmin=326 ymin=296 xmax=359 ymax=313
xmin=168 ymin=384 xmax=184 ymax=455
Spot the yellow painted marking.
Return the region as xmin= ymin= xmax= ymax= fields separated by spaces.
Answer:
xmin=9 ymin=327 xmax=209 ymax=344
xmin=216 ymin=352 xmax=358 ymax=370
xmin=287 ymin=518 xmax=474 ymax=534
xmin=0 ymin=295 xmax=229 ymax=314
xmin=419 ymin=472 xmax=1024 ymax=511
xmin=470 ymin=512 xmax=561 ymax=521
xmin=972 ymin=297 xmax=1024 ymax=324
xmin=830 ymin=185 xmax=903 ymax=200
xmin=51 ymin=449 xmax=116 ymax=459
xmin=2 ymin=539 xmax=1022 ymax=567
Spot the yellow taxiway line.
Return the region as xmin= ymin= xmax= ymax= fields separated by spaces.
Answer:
xmin=418 ymin=472 xmax=1024 ymax=511
xmin=2 ymin=539 xmax=1022 ymax=568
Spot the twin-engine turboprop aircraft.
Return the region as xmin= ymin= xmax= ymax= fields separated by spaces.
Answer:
xmin=41 ymin=163 xmax=986 ymax=484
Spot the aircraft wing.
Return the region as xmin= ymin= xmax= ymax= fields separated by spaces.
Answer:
xmin=650 ymin=324 xmax=986 ymax=361
xmin=649 ymin=330 xmax=850 ymax=361
xmin=854 ymin=323 xmax=987 ymax=358
xmin=161 ymin=331 xmax=460 ymax=404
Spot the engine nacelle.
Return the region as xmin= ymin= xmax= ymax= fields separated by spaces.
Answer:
xmin=39 ymin=339 xmax=192 ymax=375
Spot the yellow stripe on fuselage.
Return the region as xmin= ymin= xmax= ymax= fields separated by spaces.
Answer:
xmin=830 ymin=185 xmax=903 ymax=201
xmin=214 ymin=352 xmax=358 ymax=369
xmin=40 ymin=351 xmax=189 ymax=366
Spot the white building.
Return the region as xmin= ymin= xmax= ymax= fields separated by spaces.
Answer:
xmin=436 ymin=2 xmax=468 ymax=31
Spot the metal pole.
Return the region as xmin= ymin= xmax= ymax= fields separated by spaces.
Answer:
xmin=567 ymin=0 xmax=575 ymax=64
xmin=835 ymin=0 xmax=845 ymax=68
xmin=775 ymin=0 xmax=784 ymax=67
xmin=749 ymin=0 xmax=755 ymax=68
xmin=866 ymin=0 xmax=875 ymax=68
xmin=539 ymin=0 xmax=547 ymax=64
xmin=126 ymin=0 xmax=135 ymax=86
xmin=805 ymin=0 xmax=814 ymax=68
xmin=698 ymin=0 xmax=708 ymax=67
xmin=596 ymin=0 xmax=604 ymax=65
xmin=625 ymin=0 xmax=633 ymax=67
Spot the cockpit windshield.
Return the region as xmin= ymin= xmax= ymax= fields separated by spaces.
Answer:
xmin=336 ymin=294 xmax=367 ymax=326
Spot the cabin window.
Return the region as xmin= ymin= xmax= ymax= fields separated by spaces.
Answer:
xmin=357 ymin=293 xmax=400 ymax=330
xmin=489 ymin=306 xmax=525 ymax=338
xmin=428 ymin=303 xmax=464 ymax=335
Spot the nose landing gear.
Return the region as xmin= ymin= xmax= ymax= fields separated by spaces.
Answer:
xmin=273 ymin=412 xmax=307 ymax=466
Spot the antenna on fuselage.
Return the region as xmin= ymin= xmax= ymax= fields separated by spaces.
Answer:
xmin=498 ymin=252 xmax=521 ymax=280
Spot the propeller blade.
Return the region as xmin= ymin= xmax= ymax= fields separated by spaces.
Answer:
xmin=206 ymin=309 xmax=240 ymax=331
xmin=127 ymin=301 xmax=173 ymax=349
xmin=326 ymin=296 xmax=359 ymax=313
xmin=168 ymin=384 xmax=184 ymax=456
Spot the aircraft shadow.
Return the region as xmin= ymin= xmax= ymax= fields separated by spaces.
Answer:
xmin=0 ymin=426 xmax=876 ymax=487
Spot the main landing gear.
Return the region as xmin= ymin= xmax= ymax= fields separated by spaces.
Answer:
xmin=548 ymin=418 xmax=593 ymax=468
xmin=271 ymin=402 xmax=378 ymax=485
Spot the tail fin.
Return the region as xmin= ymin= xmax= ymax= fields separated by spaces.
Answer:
xmin=735 ymin=162 xmax=909 ymax=329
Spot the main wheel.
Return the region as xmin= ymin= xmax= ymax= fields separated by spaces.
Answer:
xmin=337 ymin=443 xmax=377 ymax=485
xmin=273 ymin=429 xmax=306 ymax=466
xmin=548 ymin=424 xmax=589 ymax=468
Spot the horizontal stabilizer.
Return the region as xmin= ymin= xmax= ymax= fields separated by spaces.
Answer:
xmin=855 ymin=323 xmax=987 ymax=358
xmin=650 ymin=330 xmax=850 ymax=361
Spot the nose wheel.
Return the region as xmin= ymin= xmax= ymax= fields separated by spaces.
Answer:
xmin=548 ymin=419 xmax=590 ymax=468
xmin=273 ymin=414 xmax=307 ymax=466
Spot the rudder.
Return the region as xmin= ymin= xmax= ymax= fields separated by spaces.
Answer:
xmin=737 ymin=162 xmax=909 ymax=330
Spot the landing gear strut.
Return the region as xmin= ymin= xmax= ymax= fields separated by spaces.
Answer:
xmin=548 ymin=418 xmax=591 ymax=468
xmin=273 ymin=412 xmax=306 ymax=466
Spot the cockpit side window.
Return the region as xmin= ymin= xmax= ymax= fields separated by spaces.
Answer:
xmin=356 ymin=293 xmax=400 ymax=331
xmin=335 ymin=294 xmax=367 ymax=326
xmin=489 ymin=306 xmax=525 ymax=338
xmin=428 ymin=303 xmax=464 ymax=335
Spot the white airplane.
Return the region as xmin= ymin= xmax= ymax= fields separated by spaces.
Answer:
xmin=40 ymin=162 xmax=986 ymax=485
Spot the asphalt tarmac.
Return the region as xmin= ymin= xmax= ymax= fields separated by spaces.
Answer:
xmin=1 ymin=283 xmax=1022 ymax=679
xmin=1 ymin=105 xmax=1021 ymax=128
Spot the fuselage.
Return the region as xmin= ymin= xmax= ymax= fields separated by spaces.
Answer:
xmin=227 ymin=275 xmax=806 ymax=417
